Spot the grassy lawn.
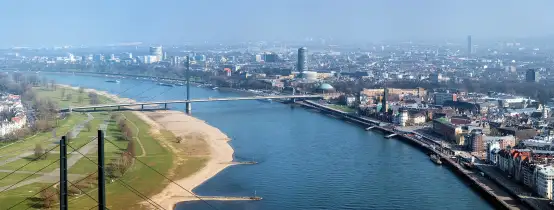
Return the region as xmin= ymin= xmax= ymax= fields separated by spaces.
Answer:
xmin=69 ymin=112 xmax=126 ymax=175
xmin=0 ymin=183 xmax=53 ymax=209
xmin=67 ymin=112 xmax=174 ymax=209
xmin=1 ymin=85 xmax=209 ymax=209
xmin=0 ymin=114 xmax=86 ymax=159
xmin=329 ymin=104 xmax=356 ymax=113
xmin=33 ymin=87 xmax=113 ymax=108
xmin=0 ymin=154 xmax=67 ymax=172
xmin=0 ymin=173 xmax=41 ymax=187
xmin=158 ymin=130 xmax=207 ymax=181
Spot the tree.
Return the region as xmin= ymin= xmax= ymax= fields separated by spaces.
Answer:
xmin=61 ymin=88 xmax=66 ymax=98
xmin=78 ymin=87 xmax=84 ymax=94
xmin=78 ymin=94 xmax=84 ymax=103
xmin=88 ymin=92 xmax=100 ymax=105
xmin=85 ymin=122 xmax=92 ymax=132
xmin=50 ymin=79 xmax=56 ymax=90
xmin=39 ymin=188 xmax=58 ymax=208
xmin=176 ymin=136 xmax=183 ymax=143
xmin=65 ymin=132 xmax=72 ymax=143
xmin=12 ymin=72 xmax=23 ymax=83
xmin=126 ymin=139 xmax=136 ymax=158
xmin=66 ymin=93 xmax=72 ymax=101
xmin=41 ymin=77 xmax=48 ymax=88
xmin=34 ymin=144 xmax=45 ymax=160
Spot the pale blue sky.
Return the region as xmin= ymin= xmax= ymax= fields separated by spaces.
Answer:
xmin=0 ymin=0 xmax=553 ymax=47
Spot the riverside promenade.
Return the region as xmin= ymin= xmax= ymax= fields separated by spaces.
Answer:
xmin=297 ymin=100 xmax=529 ymax=210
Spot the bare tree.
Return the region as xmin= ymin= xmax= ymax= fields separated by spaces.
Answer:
xmin=61 ymin=88 xmax=66 ymax=98
xmin=50 ymin=80 xmax=56 ymax=90
xmin=34 ymin=144 xmax=44 ymax=160
xmin=88 ymin=92 xmax=100 ymax=104
xmin=78 ymin=94 xmax=84 ymax=103
xmin=126 ymin=139 xmax=136 ymax=158
xmin=39 ymin=188 xmax=58 ymax=208
xmin=85 ymin=122 xmax=92 ymax=132
xmin=41 ymin=77 xmax=48 ymax=88
xmin=65 ymin=132 xmax=72 ymax=143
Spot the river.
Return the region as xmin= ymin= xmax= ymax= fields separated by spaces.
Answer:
xmin=41 ymin=73 xmax=493 ymax=210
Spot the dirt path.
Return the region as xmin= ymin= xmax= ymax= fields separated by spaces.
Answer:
xmin=0 ymin=114 xmax=96 ymax=192
xmin=123 ymin=114 xmax=147 ymax=157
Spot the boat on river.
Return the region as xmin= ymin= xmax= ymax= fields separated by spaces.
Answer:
xmin=158 ymin=83 xmax=174 ymax=87
xmin=430 ymin=154 xmax=442 ymax=165
xmin=105 ymin=80 xmax=120 ymax=83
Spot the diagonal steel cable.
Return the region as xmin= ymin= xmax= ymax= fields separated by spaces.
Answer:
xmin=113 ymin=179 xmax=166 ymax=210
xmin=0 ymin=145 xmax=60 ymax=183
xmin=1 ymin=135 xmax=97 ymax=195
xmin=103 ymin=137 xmax=220 ymax=210
xmin=6 ymin=181 xmax=59 ymax=210
xmin=0 ymin=158 xmax=60 ymax=194
xmin=66 ymin=144 xmax=165 ymax=210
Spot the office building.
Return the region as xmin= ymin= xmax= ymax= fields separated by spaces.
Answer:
xmin=122 ymin=52 xmax=133 ymax=59
xmin=255 ymin=54 xmax=263 ymax=62
xmin=430 ymin=73 xmax=442 ymax=83
xmin=297 ymin=47 xmax=308 ymax=72
xmin=149 ymin=46 xmax=163 ymax=61
xmin=171 ymin=56 xmax=181 ymax=67
xmin=263 ymin=53 xmax=279 ymax=62
xmin=434 ymin=92 xmax=457 ymax=105
xmin=537 ymin=165 xmax=554 ymax=199
xmin=194 ymin=55 xmax=206 ymax=62
xmin=526 ymin=69 xmax=539 ymax=82
xmin=381 ymin=88 xmax=388 ymax=113
xmin=92 ymin=54 xmax=103 ymax=62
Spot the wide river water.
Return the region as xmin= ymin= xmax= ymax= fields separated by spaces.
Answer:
xmin=41 ymin=73 xmax=493 ymax=210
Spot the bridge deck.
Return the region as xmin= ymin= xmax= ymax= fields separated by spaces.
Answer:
xmin=59 ymin=95 xmax=323 ymax=112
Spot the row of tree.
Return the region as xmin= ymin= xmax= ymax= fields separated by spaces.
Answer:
xmin=106 ymin=114 xmax=136 ymax=178
xmin=0 ymin=73 xmax=64 ymax=142
xmin=37 ymin=172 xmax=97 ymax=208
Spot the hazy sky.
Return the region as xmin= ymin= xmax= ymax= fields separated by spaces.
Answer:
xmin=1 ymin=0 xmax=553 ymax=47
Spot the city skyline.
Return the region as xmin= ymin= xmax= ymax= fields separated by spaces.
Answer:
xmin=1 ymin=0 xmax=554 ymax=47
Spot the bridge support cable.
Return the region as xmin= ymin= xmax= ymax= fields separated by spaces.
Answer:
xmin=0 ymin=144 xmax=60 ymax=183
xmin=106 ymin=79 xmax=155 ymax=103
xmin=103 ymin=137 xmax=220 ymax=210
xmin=5 ymin=181 xmax=59 ymax=210
xmin=66 ymin=143 xmax=166 ymax=210
xmin=113 ymin=179 xmax=166 ymax=210
xmin=0 ymin=158 xmax=60 ymax=194
xmin=1 ymin=136 xmax=99 ymax=209
xmin=16 ymin=172 xmax=101 ymax=210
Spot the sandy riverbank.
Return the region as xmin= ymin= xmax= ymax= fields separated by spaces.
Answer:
xmin=57 ymin=84 xmax=235 ymax=209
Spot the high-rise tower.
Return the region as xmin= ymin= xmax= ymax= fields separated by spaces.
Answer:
xmin=149 ymin=46 xmax=163 ymax=61
xmin=381 ymin=88 xmax=388 ymax=113
xmin=297 ymin=47 xmax=307 ymax=72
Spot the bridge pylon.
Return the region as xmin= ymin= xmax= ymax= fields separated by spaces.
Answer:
xmin=186 ymin=102 xmax=192 ymax=114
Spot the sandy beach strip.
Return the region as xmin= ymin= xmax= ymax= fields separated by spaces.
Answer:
xmin=57 ymin=84 xmax=235 ymax=209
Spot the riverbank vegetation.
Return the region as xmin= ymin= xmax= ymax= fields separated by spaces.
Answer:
xmin=0 ymin=73 xmax=208 ymax=209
